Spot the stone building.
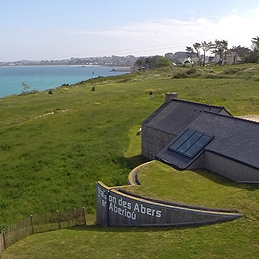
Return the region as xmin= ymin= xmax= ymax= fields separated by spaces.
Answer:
xmin=141 ymin=93 xmax=259 ymax=183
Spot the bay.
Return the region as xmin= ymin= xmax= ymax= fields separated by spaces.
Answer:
xmin=0 ymin=65 xmax=127 ymax=98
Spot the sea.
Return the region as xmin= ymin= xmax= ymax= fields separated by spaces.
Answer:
xmin=0 ymin=65 xmax=127 ymax=98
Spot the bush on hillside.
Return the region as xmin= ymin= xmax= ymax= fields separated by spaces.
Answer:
xmin=186 ymin=68 xmax=197 ymax=75
xmin=134 ymin=56 xmax=172 ymax=71
xmin=222 ymin=67 xmax=242 ymax=74
xmin=172 ymin=72 xmax=187 ymax=79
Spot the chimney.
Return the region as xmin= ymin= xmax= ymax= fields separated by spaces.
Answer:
xmin=165 ymin=92 xmax=178 ymax=103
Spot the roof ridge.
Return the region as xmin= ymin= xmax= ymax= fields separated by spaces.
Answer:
xmin=172 ymin=98 xmax=225 ymax=109
xmin=203 ymin=110 xmax=259 ymax=125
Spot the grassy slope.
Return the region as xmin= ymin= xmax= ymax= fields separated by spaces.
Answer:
xmin=2 ymin=64 xmax=259 ymax=258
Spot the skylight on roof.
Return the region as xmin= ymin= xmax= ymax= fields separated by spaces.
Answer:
xmin=168 ymin=129 xmax=214 ymax=158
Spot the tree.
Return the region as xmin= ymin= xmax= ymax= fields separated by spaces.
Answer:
xmin=212 ymin=39 xmax=228 ymax=65
xmin=251 ymin=36 xmax=259 ymax=52
xmin=230 ymin=45 xmax=250 ymax=57
xmin=201 ymin=41 xmax=213 ymax=66
xmin=245 ymin=52 xmax=258 ymax=63
xmin=250 ymin=36 xmax=259 ymax=63
xmin=182 ymin=47 xmax=194 ymax=66
xmin=134 ymin=57 xmax=146 ymax=71
xmin=193 ymin=43 xmax=202 ymax=66
xmin=20 ymin=82 xmax=38 ymax=95
xmin=156 ymin=57 xmax=172 ymax=68
xmin=134 ymin=56 xmax=172 ymax=71
xmin=230 ymin=45 xmax=250 ymax=64
xmin=185 ymin=46 xmax=194 ymax=58
xmin=22 ymin=82 xmax=30 ymax=93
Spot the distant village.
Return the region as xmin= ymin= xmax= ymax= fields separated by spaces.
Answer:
xmin=0 ymin=51 xmax=240 ymax=68
xmin=0 ymin=55 xmax=138 ymax=68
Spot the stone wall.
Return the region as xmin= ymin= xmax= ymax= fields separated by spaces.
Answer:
xmin=141 ymin=125 xmax=175 ymax=160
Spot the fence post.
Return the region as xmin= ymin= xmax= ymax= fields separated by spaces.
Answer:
xmin=83 ymin=207 xmax=86 ymax=225
xmin=57 ymin=211 xmax=61 ymax=229
xmin=30 ymin=215 xmax=34 ymax=234
xmin=0 ymin=231 xmax=6 ymax=257
xmin=2 ymin=232 xmax=6 ymax=250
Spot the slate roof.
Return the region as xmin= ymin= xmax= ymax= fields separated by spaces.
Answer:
xmin=142 ymin=99 xmax=231 ymax=136
xmin=156 ymin=111 xmax=259 ymax=170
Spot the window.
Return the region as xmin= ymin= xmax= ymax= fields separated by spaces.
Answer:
xmin=168 ymin=129 xmax=214 ymax=158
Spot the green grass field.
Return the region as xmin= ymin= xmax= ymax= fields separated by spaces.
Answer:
xmin=1 ymin=64 xmax=259 ymax=258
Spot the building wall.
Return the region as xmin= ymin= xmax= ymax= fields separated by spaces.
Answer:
xmin=141 ymin=125 xmax=175 ymax=160
xmin=204 ymin=151 xmax=259 ymax=183
xmin=187 ymin=153 xmax=205 ymax=170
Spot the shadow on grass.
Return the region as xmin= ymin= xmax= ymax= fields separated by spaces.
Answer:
xmin=67 ymin=224 xmax=204 ymax=233
xmin=113 ymin=155 xmax=149 ymax=171
xmin=67 ymin=214 xmax=231 ymax=234
xmin=128 ymin=155 xmax=149 ymax=168
xmin=194 ymin=169 xmax=259 ymax=191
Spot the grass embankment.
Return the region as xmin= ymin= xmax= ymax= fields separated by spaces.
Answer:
xmin=1 ymin=64 xmax=259 ymax=258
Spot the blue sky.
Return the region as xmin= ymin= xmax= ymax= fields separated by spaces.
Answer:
xmin=1 ymin=0 xmax=259 ymax=61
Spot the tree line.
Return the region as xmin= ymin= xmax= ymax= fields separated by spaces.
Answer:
xmin=186 ymin=36 xmax=259 ymax=66
xmin=134 ymin=36 xmax=259 ymax=70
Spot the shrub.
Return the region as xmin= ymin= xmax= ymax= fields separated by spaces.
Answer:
xmin=222 ymin=67 xmax=242 ymax=74
xmin=172 ymin=72 xmax=187 ymax=79
xmin=186 ymin=68 xmax=197 ymax=75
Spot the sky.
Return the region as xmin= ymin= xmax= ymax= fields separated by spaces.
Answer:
xmin=1 ymin=0 xmax=259 ymax=61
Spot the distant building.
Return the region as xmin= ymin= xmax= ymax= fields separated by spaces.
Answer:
xmin=225 ymin=52 xmax=241 ymax=64
xmin=206 ymin=52 xmax=241 ymax=65
xmin=182 ymin=57 xmax=194 ymax=66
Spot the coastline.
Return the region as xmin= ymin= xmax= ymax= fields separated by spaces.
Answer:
xmin=0 ymin=65 xmax=128 ymax=98
xmin=110 ymin=67 xmax=131 ymax=72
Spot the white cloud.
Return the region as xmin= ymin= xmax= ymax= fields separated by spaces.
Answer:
xmin=121 ymin=12 xmax=258 ymax=54
xmin=231 ymin=9 xmax=239 ymax=14
xmin=217 ymin=12 xmax=259 ymax=48
xmin=65 ymin=11 xmax=259 ymax=56
xmin=251 ymin=7 xmax=259 ymax=15
xmin=66 ymin=18 xmax=218 ymax=54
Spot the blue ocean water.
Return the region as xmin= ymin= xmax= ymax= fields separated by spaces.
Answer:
xmin=0 ymin=65 xmax=126 ymax=98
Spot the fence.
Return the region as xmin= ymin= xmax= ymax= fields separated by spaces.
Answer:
xmin=0 ymin=207 xmax=86 ymax=257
